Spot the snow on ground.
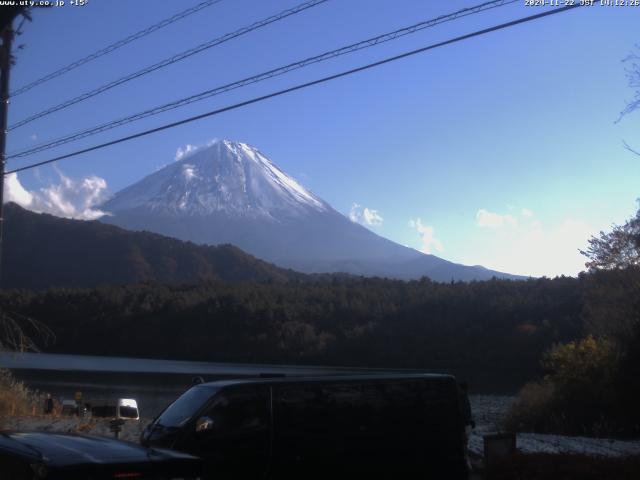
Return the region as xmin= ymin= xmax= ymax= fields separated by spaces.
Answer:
xmin=469 ymin=430 xmax=640 ymax=458
xmin=468 ymin=394 xmax=640 ymax=458
xmin=470 ymin=394 xmax=516 ymax=430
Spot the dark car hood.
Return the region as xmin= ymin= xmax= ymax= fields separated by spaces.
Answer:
xmin=0 ymin=432 xmax=197 ymax=467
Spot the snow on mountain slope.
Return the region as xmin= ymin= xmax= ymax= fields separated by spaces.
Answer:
xmin=104 ymin=140 xmax=327 ymax=218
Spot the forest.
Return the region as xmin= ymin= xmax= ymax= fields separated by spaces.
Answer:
xmin=0 ymin=274 xmax=588 ymax=390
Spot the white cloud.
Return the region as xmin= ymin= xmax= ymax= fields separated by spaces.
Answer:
xmin=483 ymin=219 xmax=594 ymax=277
xmin=3 ymin=171 xmax=109 ymax=220
xmin=409 ymin=218 xmax=444 ymax=254
xmin=4 ymin=172 xmax=34 ymax=207
xmin=349 ymin=203 xmax=383 ymax=227
xmin=175 ymin=138 xmax=221 ymax=161
xmin=182 ymin=164 xmax=199 ymax=182
xmin=466 ymin=206 xmax=599 ymax=277
xmin=175 ymin=144 xmax=198 ymax=161
xmin=476 ymin=209 xmax=517 ymax=228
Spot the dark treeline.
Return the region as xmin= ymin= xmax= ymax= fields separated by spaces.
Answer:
xmin=0 ymin=275 xmax=586 ymax=390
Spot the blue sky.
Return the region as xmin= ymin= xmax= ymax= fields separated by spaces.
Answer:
xmin=4 ymin=0 xmax=639 ymax=277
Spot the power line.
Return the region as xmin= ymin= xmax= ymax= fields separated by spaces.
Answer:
xmin=9 ymin=0 xmax=224 ymax=97
xmin=9 ymin=0 xmax=330 ymax=131
xmin=8 ymin=0 xmax=518 ymax=159
xmin=5 ymin=3 xmax=583 ymax=176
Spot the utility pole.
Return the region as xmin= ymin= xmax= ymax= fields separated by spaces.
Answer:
xmin=0 ymin=20 xmax=13 ymax=287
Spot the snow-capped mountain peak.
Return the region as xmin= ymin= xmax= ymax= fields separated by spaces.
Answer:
xmin=102 ymin=139 xmax=327 ymax=218
xmin=100 ymin=139 xmax=522 ymax=281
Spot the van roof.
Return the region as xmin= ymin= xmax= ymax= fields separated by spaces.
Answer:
xmin=88 ymin=397 xmax=137 ymax=403
xmin=198 ymin=373 xmax=456 ymax=390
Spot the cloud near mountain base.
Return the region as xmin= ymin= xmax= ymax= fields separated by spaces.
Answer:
xmin=408 ymin=218 xmax=444 ymax=254
xmin=349 ymin=203 xmax=383 ymax=227
xmin=3 ymin=171 xmax=109 ymax=220
xmin=470 ymin=207 xmax=596 ymax=277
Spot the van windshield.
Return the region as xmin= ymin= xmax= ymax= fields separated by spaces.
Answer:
xmin=155 ymin=386 xmax=217 ymax=428
xmin=118 ymin=406 xmax=138 ymax=419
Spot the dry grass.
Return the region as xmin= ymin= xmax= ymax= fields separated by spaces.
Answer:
xmin=1 ymin=415 xmax=147 ymax=442
xmin=502 ymin=381 xmax=557 ymax=433
xmin=503 ymin=379 xmax=633 ymax=437
xmin=0 ymin=368 xmax=44 ymax=417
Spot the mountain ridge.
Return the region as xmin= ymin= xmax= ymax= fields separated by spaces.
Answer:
xmin=100 ymin=139 xmax=523 ymax=281
xmin=1 ymin=203 xmax=304 ymax=290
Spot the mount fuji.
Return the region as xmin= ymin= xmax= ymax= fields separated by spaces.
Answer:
xmin=100 ymin=140 xmax=520 ymax=281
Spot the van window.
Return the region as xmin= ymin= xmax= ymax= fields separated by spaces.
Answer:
xmin=118 ymin=406 xmax=138 ymax=418
xmin=183 ymin=386 xmax=271 ymax=479
xmin=156 ymin=386 xmax=217 ymax=427
xmin=275 ymin=379 xmax=460 ymax=471
xmin=277 ymin=380 xmax=432 ymax=431
xmin=201 ymin=387 xmax=269 ymax=434
xmin=91 ymin=405 xmax=117 ymax=418
xmin=277 ymin=385 xmax=324 ymax=429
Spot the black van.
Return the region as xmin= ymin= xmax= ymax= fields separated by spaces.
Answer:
xmin=0 ymin=431 xmax=202 ymax=480
xmin=141 ymin=374 xmax=468 ymax=479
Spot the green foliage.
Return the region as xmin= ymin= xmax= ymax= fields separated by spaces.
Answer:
xmin=581 ymin=266 xmax=640 ymax=346
xmin=577 ymin=207 xmax=640 ymax=434
xmin=542 ymin=336 xmax=623 ymax=436
xmin=501 ymin=206 xmax=640 ymax=436
xmin=581 ymin=204 xmax=640 ymax=271
xmin=510 ymin=205 xmax=640 ymax=435
xmin=579 ymin=207 xmax=640 ymax=433
xmin=505 ymin=336 xmax=624 ymax=436
xmin=506 ymin=268 xmax=640 ymax=437
xmin=542 ymin=336 xmax=617 ymax=390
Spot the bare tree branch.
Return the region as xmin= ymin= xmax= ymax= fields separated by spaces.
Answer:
xmin=623 ymin=140 xmax=640 ymax=157
xmin=0 ymin=310 xmax=55 ymax=352
xmin=617 ymin=44 xmax=640 ymax=122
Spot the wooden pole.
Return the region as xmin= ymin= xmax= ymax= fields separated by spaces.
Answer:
xmin=0 ymin=21 xmax=13 ymax=287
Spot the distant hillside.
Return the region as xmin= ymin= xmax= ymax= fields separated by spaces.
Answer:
xmin=2 ymin=203 xmax=301 ymax=290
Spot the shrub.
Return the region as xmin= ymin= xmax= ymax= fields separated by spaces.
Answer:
xmin=0 ymin=368 xmax=42 ymax=416
xmin=503 ymin=381 xmax=556 ymax=433
xmin=504 ymin=336 xmax=630 ymax=436
xmin=542 ymin=335 xmax=617 ymax=390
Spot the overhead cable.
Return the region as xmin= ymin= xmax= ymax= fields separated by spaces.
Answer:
xmin=10 ymin=0 xmax=225 ymax=97
xmin=9 ymin=0 xmax=330 ymax=130
xmin=8 ymin=0 xmax=518 ymax=158
xmin=6 ymin=4 xmax=583 ymax=175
